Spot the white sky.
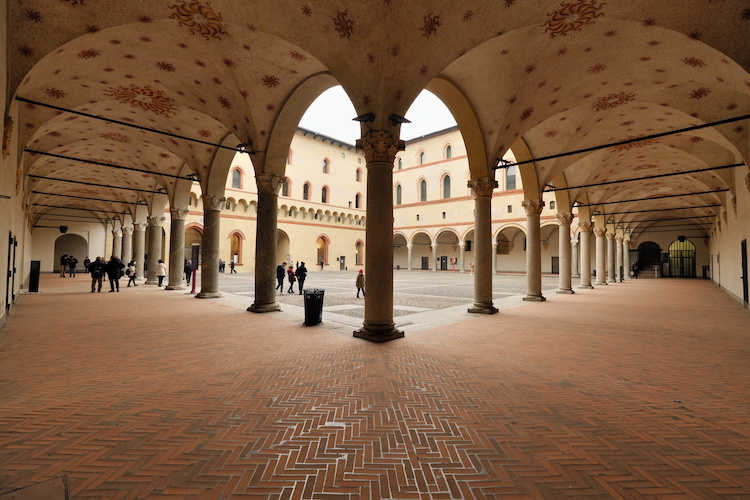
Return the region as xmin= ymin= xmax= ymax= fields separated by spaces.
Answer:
xmin=299 ymin=86 xmax=457 ymax=144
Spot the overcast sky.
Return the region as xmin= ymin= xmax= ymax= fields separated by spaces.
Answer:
xmin=299 ymin=86 xmax=457 ymax=144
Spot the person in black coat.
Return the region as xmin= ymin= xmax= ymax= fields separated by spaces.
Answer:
xmin=89 ymin=256 xmax=106 ymax=292
xmin=184 ymin=260 xmax=193 ymax=284
xmin=276 ymin=262 xmax=286 ymax=292
xmin=295 ymin=262 xmax=307 ymax=295
xmin=105 ymin=255 xmax=126 ymax=292
xmin=83 ymin=257 xmax=91 ymax=274
xmin=67 ymin=255 xmax=78 ymax=277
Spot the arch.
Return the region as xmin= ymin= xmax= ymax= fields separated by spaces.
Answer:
xmin=637 ymin=241 xmax=662 ymax=275
xmin=668 ymin=238 xmax=697 ymax=278
xmin=228 ymin=230 xmax=245 ymax=266
xmin=410 ymin=231 xmax=434 ymax=270
xmin=277 ymin=229 xmax=291 ymax=264
xmin=418 ymin=150 xmax=426 ymax=165
xmin=54 ymin=234 xmax=87 ymax=273
xmin=316 ymin=234 xmax=330 ymax=266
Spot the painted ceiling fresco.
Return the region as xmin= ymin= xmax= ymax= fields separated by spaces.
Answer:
xmin=7 ymin=0 xmax=750 ymax=234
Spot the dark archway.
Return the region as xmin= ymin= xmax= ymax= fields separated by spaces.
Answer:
xmin=637 ymin=241 xmax=662 ymax=275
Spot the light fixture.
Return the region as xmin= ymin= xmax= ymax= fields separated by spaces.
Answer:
xmin=352 ymin=112 xmax=375 ymax=123
xmin=236 ymin=142 xmax=255 ymax=155
xmin=388 ymin=113 xmax=411 ymax=125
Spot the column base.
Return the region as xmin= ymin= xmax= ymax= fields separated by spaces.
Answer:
xmin=523 ymin=294 xmax=546 ymax=302
xmin=353 ymin=323 xmax=404 ymax=343
xmin=247 ymin=301 xmax=282 ymax=313
xmin=578 ymin=284 xmax=594 ymax=289
xmin=195 ymin=291 xmax=222 ymax=299
xmin=468 ymin=303 xmax=499 ymax=314
xmin=557 ymin=289 xmax=575 ymax=294
xmin=606 ymin=279 xmax=616 ymax=284
xmin=145 ymin=279 xmax=159 ymax=285
xmin=594 ymin=281 xmax=607 ymax=286
xmin=165 ymin=285 xmax=185 ymax=291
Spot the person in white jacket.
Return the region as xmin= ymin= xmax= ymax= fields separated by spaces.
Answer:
xmin=156 ymin=259 xmax=167 ymax=287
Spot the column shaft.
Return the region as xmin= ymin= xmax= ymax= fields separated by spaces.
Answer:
xmin=459 ymin=244 xmax=465 ymax=274
xmin=121 ymin=227 xmax=133 ymax=264
xmin=196 ymin=195 xmax=223 ymax=299
xmin=249 ymin=175 xmax=284 ymax=313
xmin=615 ymin=235 xmax=624 ymax=282
xmin=606 ymin=232 xmax=616 ymax=283
xmin=112 ymin=230 xmax=123 ymax=258
xmin=623 ymin=237 xmax=631 ymax=280
xmin=556 ymin=213 xmax=574 ymax=294
xmin=469 ymin=180 xmax=498 ymax=313
xmin=166 ymin=208 xmax=189 ymax=290
xmin=145 ymin=216 xmax=164 ymax=285
xmin=571 ymin=238 xmax=580 ymax=278
xmin=406 ymin=245 xmax=413 ymax=271
xmin=594 ymin=227 xmax=607 ymax=285
xmin=578 ymin=223 xmax=593 ymax=289
xmin=133 ymin=223 xmax=146 ymax=279
xmin=523 ymin=200 xmax=545 ymax=301
xmin=431 ymin=244 xmax=438 ymax=271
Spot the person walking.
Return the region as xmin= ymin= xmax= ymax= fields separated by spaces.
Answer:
xmin=83 ymin=257 xmax=91 ymax=274
xmin=276 ymin=262 xmax=286 ymax=292
xmin=320 ymin=260 xmax=324 ymax=271
xmin=156 ymin=259 xmax=167 ymax=286
xmin=229 ymin=260 xmax=237 ymax=273
xmin=356 ymin=269 xmax=365 ymax=298
xmin=105 ymin=255 xmax=125 ymax=292
xmin=67 ymin=255 xmax=78 ymax=277
xmin=89 ymin=256 xmax=106 ymax=293
xmin=59 ymin=254 xmax=68 ymax=277
xmin=184 ymin=260 xmax=193 ymax=284
xmin=126 ymin=261 xmax=138 ymax=287
xmin=295 ymin=262 xmax=307 ymax=295
xmin=286 ymin=265 xmax=296 ymax=294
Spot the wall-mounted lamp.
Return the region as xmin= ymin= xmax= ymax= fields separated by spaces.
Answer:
xmin=352 ymin=112 xmax=375 ymax=123
xmin=388 ymin=113 xmax=411 ymax=125
xmin=236 ymin=142 xmax=256 ymax=155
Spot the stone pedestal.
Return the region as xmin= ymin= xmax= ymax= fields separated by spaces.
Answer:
xmin=522 ymin=200 xmax=546 ymax=302
xmin=468 ymin=177 xmax=498 ymax=314
xmin=249 ymin=175 xmax=284 ymax=313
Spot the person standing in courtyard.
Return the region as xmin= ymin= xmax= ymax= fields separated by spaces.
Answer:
xmin=276 ymin=262 xmax=286 ymax=292
xmin=156 ymin=259 xmax=167 ymax=286
xmin=320 ymin=260 xmax=324 ymax=271
xmin=126 ymin=261 xmax=138 ymax=287
xmin=287 ymin=265 xmax=296 ymax=294
xmin=295 ymin=261 xmax=307 ymax=295
xmin=83 ymin=256 xmax=91 ymax=274
xmin=59 ymin=254 xmax=68 ymax=277
xmin=184 ymin=259 xmax=193 ymax=285
xmin=356 ymin=269 xmax=365 ymax=298
xmin=106 ymin=255 xmax=125 ymax=292
xmin=67 ymin=255 xmax=78 ymax=277
xmin=229 ymin=259 xmax=237 ymax=273
xmin=89 ymin=256 xmax=105 ymax=292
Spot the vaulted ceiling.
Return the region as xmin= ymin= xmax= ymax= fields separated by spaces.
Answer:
xmin=8 ymin=0 xmax=750 ymax=237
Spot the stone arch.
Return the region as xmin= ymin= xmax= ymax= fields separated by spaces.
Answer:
xmin=316 ymin=234 xmax=330 ymax=266
xmin=228 ymin=229 xmax=245 ymax=266
xmin=54 ymin=233 xmax=87 ymax=273
xmin=410 ymin=231 xmax=434 ymax=270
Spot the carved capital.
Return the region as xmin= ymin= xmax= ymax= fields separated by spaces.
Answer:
xmin=202 ymin=194 xmax=225 ymax=211
xmin=356 ymin=131 xmax=405 ymax=164
xmin=112 ymin=229 xmax=122 ymax=237
xmin=256 ymin=173 xmax=286 ymax=195
xmin=133 ymin=222 xmax=146 ymax=232
xmin=593 ymin=227 xmax=607 ymax=237
xmin=578 ymin=221 xmax=593 ymax=233
xmin=468 ymin=177 xmax=498 ymax=198
xmin=605 ymin=231 xmax=614 ymax=240
xmin=615 ymin=234 xmax=623 ymax=242
xmin=170 ymin=207 xmax=191 ymax=220
xmin=147 ymin=215 xmax=165 ymax=227
xmin=521 ymin=199 xmax=545 ymax=215
xmin=556 ymin=213 xmax=574 ymax=226
xmin=121 ymin=226 xmax=133 ymax=235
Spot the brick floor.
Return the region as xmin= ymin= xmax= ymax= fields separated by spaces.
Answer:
xmin=0 ymin=274 xmax=749 ymax=499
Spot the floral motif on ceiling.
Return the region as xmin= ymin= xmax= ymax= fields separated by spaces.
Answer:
xmin=333 ymin=10 xmax=354 ymax=39
xmin=610 ymin=136 xmax=659 ymax=151
xmin=100 ymin=132 xmax=130 ymax=143
xmin=421 ymin=13 xmax=441 ymax=38
xmin=543 ymin=0 xmax=605 ymax=38
xmin=105 ymin=85 xmax=177 ymax=116
xmin=592 ymin=92 xmax=635 ymax=111
xmin=169 ymin=0 xmax=227 ymax=40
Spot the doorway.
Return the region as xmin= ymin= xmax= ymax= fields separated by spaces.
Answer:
xmin=637 ymin=241 xmax=661 ymax=275
xmin=668 ymin=238 xmax=696 ymax=278
xmin=339 ymin=256 xmax=346 ymax=271
xmin=421 ymin=256 xmax=429 ymax=270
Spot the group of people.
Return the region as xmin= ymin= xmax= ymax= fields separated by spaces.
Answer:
xmin=218 ymin=258 xmax=237 ymax=274
xmin=87 ymin=255 xmax=126 ymax=292
xmin=276 ymin=261 xmax=308 ymax=295
xmin=58 ymin=254 xmax=80 ymax=277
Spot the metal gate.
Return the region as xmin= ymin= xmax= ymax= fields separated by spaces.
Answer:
xmin=668 ymin=238 xmax=696 ymax=278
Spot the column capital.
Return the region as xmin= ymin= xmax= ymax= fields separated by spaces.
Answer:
xmin=521 ymin=199 xmax=545 ymax=215
xmin=121 ymin=226 xmax=133 ymax=235
xmin=615 ymin=234 xmax=623 ymax=242
xmin=593 ymin=227 xmax=607 ymax=237
xmin=255 ymin=173 xmax=285 ymax=195
xmin=133 ymin=222 xmax=146 ymax=232
xmin=202 ymin=194 xmax=225 ymax=211
xmin=555 ymin=213 xmax=574 ymax=226
xmin=406 ymin=244 xmax=413 ymax=249
xmin=356 ymin=131 xmax=405 ymax=164
xmin=431 ymin=242 xmax=438 ymax=249
xmin=112 ymin=229 xmax=122 ymax=237
xmin=468 ymin=177 xmax=498 ymax=198
xmin=624 ymin=234 xmax=631 ymax=242
xmin=147 ymin=215 xmax=165 ymax=227
xmin=578 ymin=221 xmax=593 ymax=233
xmin=605 ymin=231 xmax=615 ymax=240
xmin=169 ymin=207 xmax=191 ymax=220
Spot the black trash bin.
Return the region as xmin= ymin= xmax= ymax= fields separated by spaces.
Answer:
xmin=303 ymin=288 xmax=325 ymax=325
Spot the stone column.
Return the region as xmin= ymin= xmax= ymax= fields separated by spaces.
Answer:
xmin=623 ymin=235 xmax=631 ymax=280
xmin=492 ymin=242 xmax=498 ymax=274
xmin=522 ymin=200 xmax=546 ymax=302
xmin=431 ymin=242 xmax=438 ymax=272
xmin=121 ymin=227 xmax=133 ymax=264
xmin=166 ymin=208 xmax=189 ymax=290
xmin=606 ymin=231 xmax=616 ymax=283
xmin=615 ymin=234 xmax=624 ymax=282
xmin=458 ymin=242 xmax=466 ymax=273
xmin=196 ymin=194 xmax=224 ymax=299
xmin=249 ymin=174 xmax=284 ymax=313
xmin=406 ymin=244 xmax=413 ymax=271
xmin=578 ymin=222 xmax=593 ymax=289
xmin=145 ymin=216 xmax=165 ymax=285
xmin=133 ymin=223 xmax=146 ymax=279
xmin=556 ymin=213 xmax=574 ymax=294
xmin=594 ymin=227 xmax=607 ymax=285
xmin=571 ymin=236 xmax=580 ymax=278
xmin=468 ymin=177 xmax=499 ymax=313
xmin=353 ymin=131 xmax=405 ymax=342
xmin=112 ymin=229 xmax=123 ymax=258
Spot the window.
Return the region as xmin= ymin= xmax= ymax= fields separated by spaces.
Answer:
xmin=549 ymin=200 xmax=556 ymax=210
xmin=303 ymin=183 xmax=310 ymax=201
xmin=356 ymin=168 xmax=362 ymax=182
xmin=231 ymin=169 xmax=241 ymax=189
xmin=396 ymin=185 xmax=402 ymax=205
xmin=225 ymin=201 xmax=231 ymax=210
xmin=287 ymin=149 xmax=293 ymax=165
xmin=398 ymin=158 xmax=403 ymax=170
xmin=322 ymin=159 xmax=329 ymax=174
xmin=419 ymin=152 xmax=425 ymax=165
xmin=322 ymin=187 xmax=328 ymax=203
xmin=506 ymin=165 xmax=517 ymax=190
xmin=442 ymin=175 xmax=451 ymax=199
xmin=445 ymin=145 xmax=452 ymax=159
xmin=507 ymin=205 xmax=513 ymax=213
xmin=282 ymin=180 xmax=289 ymax=197
xmin=419 ymin=180 xmax=427 ymax=202
xmin=355 ymin=193 xmax=361 ymax=209
xmin=355 ymin=241 xmax=363 ymax=265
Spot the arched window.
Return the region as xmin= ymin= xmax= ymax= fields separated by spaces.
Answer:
xmin=356 ymin=168 xmax=362 ymax=182
xmin=398 ymin=158 xmax=403 ymax=170
xmin=322 ymin=186 xmax=328 ymax=203
xmin=281 ymin=179 xmax=289 ymax=197
xmin=419 ymin=179 xmax=427 ymax=202
xmin=396 ymin=184 xmax=402 ymax=205
xmin=355 ymin=193 xmax=361 ymax=209
xmin=445 ymin=145 xmax=452 ymax=159
xmin=549 ymin=200 xmax=556 ymax=210
xmin=303 ymin=183 xmax=310 ymax=201
xmin=505 ymin=165 xmax=517 ymax=190
xmin=231 ymin=169 xmax=241 ymax=189
xmin=355 ymin=241 xmax=363 ymax=265
xmin=442 ymin=175 xmax=451 ymax=199
xmin=322 ymin=159 xmax=329 ymax=174
xmin=419 ymin=152 xmax=425 ymax=165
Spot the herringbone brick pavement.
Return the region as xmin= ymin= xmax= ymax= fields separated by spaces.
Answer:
xmin=0 ymin=275 xmax=749 ymax=499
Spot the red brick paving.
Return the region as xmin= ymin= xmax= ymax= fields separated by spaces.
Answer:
xmin=0 ymin=274 xmax=749 ymax=499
